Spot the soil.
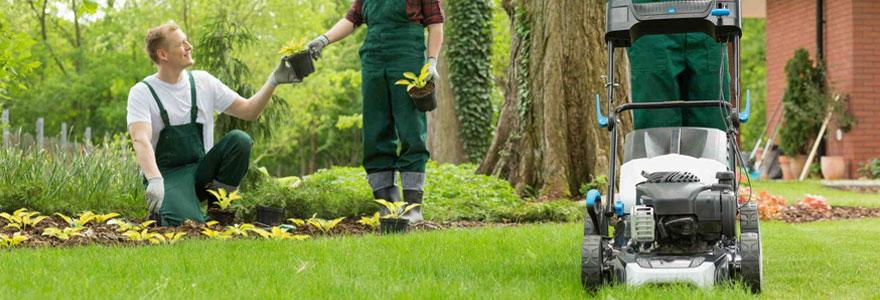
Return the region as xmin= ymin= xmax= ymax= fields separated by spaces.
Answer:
xmin=409 ymin=82 xmax=435 ymax=98
xmin=207 ymin=208 xmax=237 ymax=226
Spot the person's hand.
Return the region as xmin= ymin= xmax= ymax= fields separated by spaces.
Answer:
xmin=145 ymin=177 xmax=164 ymax=216
xmin=267 ymin=57 xmax=300 ymax=87
xmin=306 ymin=35 xmax=330 ymax=60
xmin=425 ymin=57 xmax=439 ymax=84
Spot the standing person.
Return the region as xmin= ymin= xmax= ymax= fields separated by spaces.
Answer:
xmin=127 ymin=23 xmax=300 ymax=226
xmin=305 ymin=0 xmax=445 ymax=222
xmin=627 ymin=0 xmax=732 ymax=131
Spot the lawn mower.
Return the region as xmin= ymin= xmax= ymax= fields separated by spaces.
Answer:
xmin=581 ymin=0 xmax=762 ymax=293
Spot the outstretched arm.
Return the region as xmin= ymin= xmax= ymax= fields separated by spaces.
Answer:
xmin=129 ymin=122 xmax=160 ymax=179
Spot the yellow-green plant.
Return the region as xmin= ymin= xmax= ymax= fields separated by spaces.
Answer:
xmin=394 ymin=62 xmax=433 ymax=92
xmin=93 ymin=213 xmax=121 ymax=224
xmin=162 ymin=232 xmax=186 ymax=244
xmin=287 ymin=217 xmax=306 ymax=227
xmin=307 ymin=216 xmax=345 ymax=234
xmin=1 ymin=208 xmax=48 ymax=231
xmin=55 ymin=211 xmax=96 ymax=227
xmin=42 ymin=227 xmax=87 ymax=241
xmin=357 ymin=212 xmax=381 ymax=229
xmin=374 ymin=199 xmax=421 ymax=219
xmin=122 ymin=229 xmax=165 ymax=244
xmin=200 ymin=225 xmax=233 ymax=240
xmin=207 ymin=188 xmax=241 ymax=210
xmin=0 ymin=232 xmax=28 ymax=249
xmin=114 ymin=220 xmax=155 ymax=232
xmin=278 ymin=36 xmax=309 ymax=56
xmin=251 ymin=226 xmax=309 ymax=241
xmin=225 ymin=223 xmax=258 ymax=237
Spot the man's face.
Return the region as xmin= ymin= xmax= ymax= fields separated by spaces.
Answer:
xmin=158 ymin=29 xmax=194 ymax=68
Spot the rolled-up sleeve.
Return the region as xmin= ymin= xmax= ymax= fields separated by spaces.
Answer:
xmin=345 ymin=0 xmax=365 ymax=27
xmin=422 ymin=0 xmax=445 ymax=26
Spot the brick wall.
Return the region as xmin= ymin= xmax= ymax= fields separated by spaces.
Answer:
xmin=767 ymin=0 xmax=880 ymax=178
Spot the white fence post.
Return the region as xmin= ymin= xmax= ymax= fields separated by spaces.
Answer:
xmin=85 ymin=127 xmax=92 ymax=153
xmin=2 ymin=109 xmax=8 ymax=149
xmin=61 ymin=123 xmax=68 ymax=149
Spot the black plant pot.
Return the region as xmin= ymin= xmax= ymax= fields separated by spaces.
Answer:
xmin=408 ymin=82 xmax=437 ymax=112
xmin=286 ymin=51 xmax=315 ymax=79
xmin=380 ymin=218 xmax=409 ymax=234
xmin=207 ymin=208 xmax=236 ymax=226
xmin=255 ymin=206 xmax=283 ymax=226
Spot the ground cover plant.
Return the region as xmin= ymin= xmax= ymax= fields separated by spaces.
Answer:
xmin=1 ymin=218 xmax=878 ymax=299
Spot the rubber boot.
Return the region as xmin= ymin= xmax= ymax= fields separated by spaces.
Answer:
xmin=401 ymin=172 xmax=425 ymax=223
xmin=368 ymin=171 xmax=400 ymax=217
xmin=401 ymin=189 xmax=424 ymax=223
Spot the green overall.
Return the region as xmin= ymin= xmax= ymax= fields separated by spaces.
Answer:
xmin=141 ymin=71 xmax=254 ymax=226
xmin=359 ymin=0 xmax=430 ymax=174
xmin=627 ymin=0 xmax=731 ymax=131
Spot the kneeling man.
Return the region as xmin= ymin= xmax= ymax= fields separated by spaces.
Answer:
xmin=127 ymin=23 xmax=298 ymax=226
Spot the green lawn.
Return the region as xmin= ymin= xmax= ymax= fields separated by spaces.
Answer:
xmin=3 ymin=218 xmax=879 ymax=299
xmin=751 ymin=180 xmax=880 ymax=208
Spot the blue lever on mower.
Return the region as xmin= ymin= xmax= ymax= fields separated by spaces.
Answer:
xmin=739 ymin=90 xmax=750 ymax=124
xmin=596 ymin=94 xmax=608 ymax=128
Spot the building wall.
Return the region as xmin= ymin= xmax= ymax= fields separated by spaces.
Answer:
xmin=767 ymin=0 xmax=880 ymax=178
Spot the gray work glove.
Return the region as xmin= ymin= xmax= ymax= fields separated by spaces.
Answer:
xmin=145 ymin=177 xmax=164 ymax=216
xmin=425 ymin=57 xmax=439 ymax=84
xmin=267 ymin=56 xmax=301 ymax=87
xmin=306 ymin=35 xmax=330 ymax=60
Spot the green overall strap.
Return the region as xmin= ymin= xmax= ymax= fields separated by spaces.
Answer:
xmin=187 ymin=70 xmax=198 ymax=124
xmin=141 ymin=81 xmax=171 ymax=127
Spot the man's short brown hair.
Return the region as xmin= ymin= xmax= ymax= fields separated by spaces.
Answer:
xmin=144 ymin=23 xmax=181 ymax=64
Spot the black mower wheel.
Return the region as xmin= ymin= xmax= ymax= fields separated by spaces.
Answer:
xmin=739 ymin=232 xmax=762 ymax=293
xmin=740 ymin=202 xmax=760 ymax=235
xmin=581 ymin=235 xmax=605 ymax=290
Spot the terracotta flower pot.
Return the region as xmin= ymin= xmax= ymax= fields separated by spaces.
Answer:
xmin=821 ymin=156 xmax=846 ymax=180
xmin=779 ymin=155 xmax=793 ymax=180
xmin=788 ymin=155 xmax=807 ymax=180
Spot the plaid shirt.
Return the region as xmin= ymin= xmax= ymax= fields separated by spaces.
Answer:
xmin=346 ymin=0 xmax=445 ymax=27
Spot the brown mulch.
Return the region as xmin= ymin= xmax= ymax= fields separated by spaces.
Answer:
xmin=839 ymin=186 xmax=880 ymax=194
xmin=775 ymin=205 xmax=880 ymax=223
xmin=0 ymin=215 xmax=516 ymax=249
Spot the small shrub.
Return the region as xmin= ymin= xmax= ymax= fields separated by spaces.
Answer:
xmin=858 ymin=158 xmax=880 ymax=179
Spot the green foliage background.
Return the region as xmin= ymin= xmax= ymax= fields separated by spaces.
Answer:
xmin=738 ymin=18 xmax=767 ymax=152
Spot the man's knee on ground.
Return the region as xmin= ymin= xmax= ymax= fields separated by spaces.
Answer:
xmin=224 ymin=129 xmax=254 ymax=150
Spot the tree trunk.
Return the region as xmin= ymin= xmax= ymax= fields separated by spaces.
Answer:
xmin=426 ymin=52 xmax=467 ymax=165
xmin=477 ymin=0 xmax=632 ymax=201
xmin=309 ymin=132 xmax=317 ymax=174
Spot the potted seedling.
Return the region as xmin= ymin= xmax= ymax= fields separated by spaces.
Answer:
xmin=374 ymin=199 xmax=421 ymax=234
xmin=207 ymin=188 xmax=240 ymax=226
xmin=395 ymin=62 xmax=437 ymax=112
xmin=279 ymin=36 xmax=315 ymax=79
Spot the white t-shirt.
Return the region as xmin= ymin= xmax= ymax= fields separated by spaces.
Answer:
xmin=126 ymin=70 xmax=240 ymax=153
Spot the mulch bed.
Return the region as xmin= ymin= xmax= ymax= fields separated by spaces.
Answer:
xmin=775 ymin=205 xmax=880 ymax=223
xmin=0 ymin=216 xmax=516 ymax=249
xmin=839 ymin=186 xmax=880 ymax=194
xmin=4 ymin=206 xmax=880 ymax=249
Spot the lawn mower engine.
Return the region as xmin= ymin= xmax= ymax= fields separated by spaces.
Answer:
xmin=606 ymin=170 xmax=740 ymax=288
xmin=629 ymin=171 xmax=737 ymax=253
